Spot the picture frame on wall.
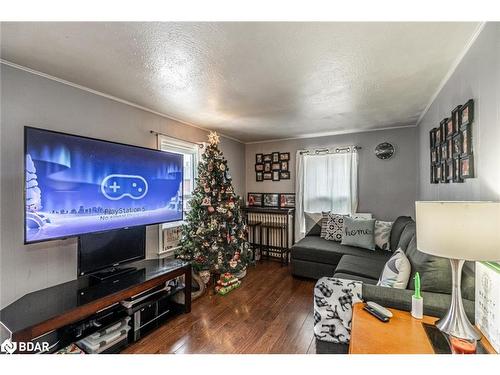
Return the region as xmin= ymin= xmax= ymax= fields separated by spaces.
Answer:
xmin=272 ymin=170 xmax=280 ymax=181
xmin=279 ymin=193 xmax=295 ymax=208
xmin=435 ymin=126 xmax=442 ymax=145
xmin=453 ymin=157 xmax=463 ymax=183
xmin=256 ymin=172 xmax=263 ymax=182
xmin=272 ymin=152 xmax=280 ymax=163
xmin=436 ymin=163 xmax=442 ymax=182
xmin=255 ymin=163 xmax=264 ymax=172
xmin=452 ymin=133 xmax=462 ymax=158
xmin=460 ymin=124 xmax=472 ymax=156
xmin=445 ymin=117 xmax=454 ymax=139
xmin=441 ymin=141 xmax=448 ymax=160
xmin=452 ymin=105 xmax=462 ymax=133
xmin=440 ymin=162 xmax=448 ymax=183
xmin=280 ymin=171 xmax=290 ymax=180
xmin=279 ymin=152 xmax=290 ymax=161
xmin=280 ymin=161 xmax=288 ymax=171
xmin=263 ymin=154 xmax=272 ymax=162
xmin=263 ymin=172 xmax=272 ymax=180
xmin=263 ymin=193 xmax=279 ymax=207
xmin=439 ymin=118 xmax=448 ymax=141
xmin=256 ymin=153 xmax=263 ymax=164
xmin=430 ymin=148 xmax=437 ymax=165
xmin=264 ymin=162 xmax=271 ymax=172
xmin=272 ymin=162 xmax=281 ymax=171
xmin=247 ymin=193 xmax=263 ymax=207
xmin=429 ymin=128 xmax=437 ymax=148
xmin=430 ymin=165 xmax=438 ymax=184
xmin=460 ymin=154 xmax=474 ymax=179
xmin=446 ymin=159 xmax=453 ymax=182
xmin=460 ymin=99 xmax=474 ymax=127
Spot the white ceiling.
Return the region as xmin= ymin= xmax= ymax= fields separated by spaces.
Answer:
xmin=0 ymin=22 xmax=480 ymax=143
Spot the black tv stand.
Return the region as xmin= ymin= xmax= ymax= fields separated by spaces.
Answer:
xmin=89 ymin=266 xmax=137 ymax=281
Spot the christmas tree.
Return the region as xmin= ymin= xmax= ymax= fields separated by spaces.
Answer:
xmin=176 ymin=132 xmax=251 ymax=275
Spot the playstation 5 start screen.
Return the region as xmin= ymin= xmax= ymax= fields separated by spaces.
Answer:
xmin=25 ymin=127 xmax=183 ymax=243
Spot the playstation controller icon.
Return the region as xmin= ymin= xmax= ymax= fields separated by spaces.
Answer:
xmin=101 ymin=174 xmax=148 ymax=200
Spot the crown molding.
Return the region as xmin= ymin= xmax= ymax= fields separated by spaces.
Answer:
xmin=244 ymin=124 xmax=416 ymax=145
xmin=415 ymin=22 xmax=486 ymax=127
xmin=0 ymin=59 xmax=245 ymax=144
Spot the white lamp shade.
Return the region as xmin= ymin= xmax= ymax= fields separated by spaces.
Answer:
xmin=415 ymin=201 xmax=500 ymax=261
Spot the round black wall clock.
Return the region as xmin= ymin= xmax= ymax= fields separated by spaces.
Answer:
xmin=375 ymin=142 xmax=395 ymax=160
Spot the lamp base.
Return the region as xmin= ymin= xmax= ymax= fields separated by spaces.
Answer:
xmin=435 ymin=259 xmax=481 ymax=341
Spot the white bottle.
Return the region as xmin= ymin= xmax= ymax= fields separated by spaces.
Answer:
xmin=412 ymin=295 xmax=423 ymax=319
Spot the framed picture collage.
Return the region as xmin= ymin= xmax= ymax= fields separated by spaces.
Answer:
xmin=255 ymin=152 xmax=290 ymax=182
xmin=247 ymin=193 xmax=295 ymax=208
xmin=429 ymin=99 xmax=474 ymax=184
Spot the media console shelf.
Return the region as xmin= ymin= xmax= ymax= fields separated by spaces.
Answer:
xmin=0 ymin=259 xmax=191 ymax=353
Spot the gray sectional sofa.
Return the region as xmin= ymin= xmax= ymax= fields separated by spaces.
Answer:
xmin=290 ymin=216 xmax=476 ymax=354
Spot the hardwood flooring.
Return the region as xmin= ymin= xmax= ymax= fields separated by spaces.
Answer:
xmin=124 ymin=261 xmax=317 ymax=354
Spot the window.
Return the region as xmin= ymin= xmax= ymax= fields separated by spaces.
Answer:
xmin=295 ymin=149 xmax=358 ymax=240
xmin=158 ymin=135 xmax=201 ymax=218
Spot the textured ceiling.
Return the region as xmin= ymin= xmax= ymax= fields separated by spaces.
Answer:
xmin=0 ymin=22 xmax=479 ymax=142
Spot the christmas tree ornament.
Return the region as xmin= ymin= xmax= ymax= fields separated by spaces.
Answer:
xmin=201 ymin=197 xmax=211 ymax=206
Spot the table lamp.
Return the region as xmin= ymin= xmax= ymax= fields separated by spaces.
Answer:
xmin=415 ymin=201 xmax=500 ymax=341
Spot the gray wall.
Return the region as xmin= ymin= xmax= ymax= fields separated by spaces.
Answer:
xmin=0 ymin=64 xmax=245 ymax=309
xmin=245 ymin=126 xmax=418 ymax=221
xmin=417 ymin=23 xmax=500 ymax=202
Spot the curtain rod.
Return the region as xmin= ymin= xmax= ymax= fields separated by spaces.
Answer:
xmin=299 ymin=146 xmax=361 ymax=155
xmin=150 ymin=130 xmax=205 ymax=147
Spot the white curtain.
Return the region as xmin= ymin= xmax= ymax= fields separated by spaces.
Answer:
xmin=295 ymin=150 xmax=358 ymax=241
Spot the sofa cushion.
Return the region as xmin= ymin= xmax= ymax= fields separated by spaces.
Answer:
xmin=332 ymin=272 xmax=378 ymax=285
xmin=397 ymin=222 xmax=416 ymax=252
xmin=305 ymin=212 xmax=323 ymax=236
xmin=341 ymin=217 xmax=376 ymax=250
xmin=390 ymin=216 xmax=413 ymax=252
xmin=377 ymin=249 xmax=411 ymax=289
xmin=291 ymin=236 xmax=390 ymax=266
xmin=334 ymin=254 xmax=390 ymax=280
xmin=324 ymin=212 xmax=346 ymax=242
xmin=374 ymin=220 xmax=393 ymax=251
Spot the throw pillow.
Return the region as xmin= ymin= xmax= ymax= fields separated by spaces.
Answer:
xmin=305 ymin=212 xmax=323 ymax=236
xmin=377 ymin=248 xmax=411 ymax=289
xmin=374 ymin=220 xmax=393 ymax=251
xmin=340 ymin=217 xmax=376 ymax=250
xmin=324 ymin=212 xmax=346 ymax=242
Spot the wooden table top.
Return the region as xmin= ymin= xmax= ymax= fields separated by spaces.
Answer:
xmin=349 ymin=303 xmax=496 ymax=354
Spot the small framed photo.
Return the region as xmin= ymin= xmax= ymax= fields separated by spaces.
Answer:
xmin=460 ymin=154 xmax=474 ymax=179
xmin=279 ymin=152 xmax=290 ymax=161
xmin=247 ymin=193 xmax=263 ymax=206
xmin=263 ymin=154 xmax=272 ymax=162
xmin=272 ymin=162 xmax=281 ymax=171
xmin=452 ymin=105 xmax=462 ymax=133
xmin=453 ymin=157 xmax=463 ymax=183
xmin=460 ymin=99 xmax=474 ymax=127
xmin=452 ymin=133 xmax=462 ymax=158
xmin=272 ymin=170 xmax=280 ymax=181
xmin=280 ymin=161 xmax=289 ymax=171
xmin=256 ymin=172 xmax=263 ymax=182
xmin=460 ymin=124 xmax=472 ymax=156
xmin=263 ymin=193 xmax=279 ymax=207
xmin=263 ymin=172 xmax=272 ymax=180
xmin=264 ymin=162 xmax=272 ymax=172
xmin=446 ymin=118 xmax=454 ymax=139
xmin=436 ymin=163 xmax=442 ymax=182
xmin=272 ymin=152 xmax=280 ymax=163
xmin=440 ymin=118 xmax=448 ymax=141
xmin=279 ymin=193 xmax=295 ymax=208
xmin=435 ymin=126 xmax=442 ymax=144
xmin=446 ymin=159 xmax=453 ymax=181
xmin=429 ymin=128 xmax=437 ymax=148
xmin=441 ymin=141 xmax=448 ymax=161
xmin=430 ymin=165 xmax=438 ymax=184
xmin=279 ymin=171 xmax=290 ymax=180
xmin=256 ymin=153 xmax=263 ymax=164
xmin=255 ymin=163 xmax=264 ymax=172
xmin=447 ymin=139 xmax=453 ymax=159
xmin=440 ymin=162 xmax=448 ymax=183
xmin=430 ymin=148 xmax=438 ymax=165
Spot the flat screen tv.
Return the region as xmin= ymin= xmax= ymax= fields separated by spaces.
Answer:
xmin=78 ymin=226 xmax=145 ymax=276
xmin=24 ymin=126 xmax=183 ymax=244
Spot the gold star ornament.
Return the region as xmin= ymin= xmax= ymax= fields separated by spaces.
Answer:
xmin=208 ymin=131 xmax=220 ymax=145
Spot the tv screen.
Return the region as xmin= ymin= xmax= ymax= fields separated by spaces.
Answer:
xmin=78 ymin=226 xmax=146 ymax=276
xmin=24 ymin=127 xmax=183 ymax=243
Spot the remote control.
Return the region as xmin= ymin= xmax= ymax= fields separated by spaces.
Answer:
xmin=366 ymin=301 xmax=393 ymax=318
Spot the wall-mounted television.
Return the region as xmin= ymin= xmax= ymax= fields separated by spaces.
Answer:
xmin=24 ymin=126 xmax=183 ymax=244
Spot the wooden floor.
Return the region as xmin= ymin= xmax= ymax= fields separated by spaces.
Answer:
xmin=124 ymin=261 xmax=317 ymax=354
